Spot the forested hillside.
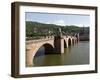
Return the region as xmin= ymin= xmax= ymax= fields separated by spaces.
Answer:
xmin=26 ymin=21 xmax=89 ymax=38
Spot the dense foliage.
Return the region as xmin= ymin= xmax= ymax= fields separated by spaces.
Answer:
xmin=26 ymin=21 xmax=89 ymax=38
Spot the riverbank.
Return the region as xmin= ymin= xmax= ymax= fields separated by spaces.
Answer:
xmin=79 ymin=35 xmax=89 ymax=41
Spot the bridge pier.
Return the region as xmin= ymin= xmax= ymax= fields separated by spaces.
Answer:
xmin=54 ymin=36 xmax=64 ymax=54
xmin=75 ymin=33 xmax=80 ymax=42
xmin=26 ymin=48 xmax=34 ymax=67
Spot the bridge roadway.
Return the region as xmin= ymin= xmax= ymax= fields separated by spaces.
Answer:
xmin=26 ymin=35 xmax=79 ymax=67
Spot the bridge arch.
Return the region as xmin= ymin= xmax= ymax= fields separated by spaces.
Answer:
xmin=64 ymin=39 xmax=67 ymax=48
xmin=34 ymin=43 xmax=54 ymax=58
xmin=68 ymin=38 xmax=71 ymax=46
xmin=26 ymin=42 xmax=54 ymax=67
xmin=72 ymin=38 xmax=75 ymax=45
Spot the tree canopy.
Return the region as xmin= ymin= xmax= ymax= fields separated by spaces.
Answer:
xmin=26 ymin=21 xmax=89 ymax=38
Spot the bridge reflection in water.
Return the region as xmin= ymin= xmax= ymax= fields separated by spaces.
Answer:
xmin=26 ymin=35 xmax=79 ymax=67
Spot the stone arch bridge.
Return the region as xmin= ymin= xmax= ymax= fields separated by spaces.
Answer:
xmin=26 ymin=35 xmax=79 ymax=67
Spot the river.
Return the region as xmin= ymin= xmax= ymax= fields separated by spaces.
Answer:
xmin=33 ymin=41 xmax=89 ymax=66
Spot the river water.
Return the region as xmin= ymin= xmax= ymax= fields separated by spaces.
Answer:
xmin=33 ymin=41 xmax=89 ymax=66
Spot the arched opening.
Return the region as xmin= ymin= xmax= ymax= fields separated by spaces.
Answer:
xmin=44 ymin=43 xmax=54 ymax=54
xmin=33 ymin=43 xmax=54 ymax=66
xmin=34 ymin=43 xmax=54 ymax=58
xmin=68 ymin=38 xmax=71 ymax=46
xmin=72 ymin=39 xmax=74 ymax=45
xmin=64 ymin=40 xmax=67 ymax=48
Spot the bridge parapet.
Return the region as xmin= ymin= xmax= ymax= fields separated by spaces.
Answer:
xmin=45 ymin=36 xmax=54 ymax=39
xmin=26 ymin=36 xmax=54 ymax=45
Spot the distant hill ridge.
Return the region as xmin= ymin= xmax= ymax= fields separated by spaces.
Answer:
xmin=26 ymin=21 xmax=89 ymax=37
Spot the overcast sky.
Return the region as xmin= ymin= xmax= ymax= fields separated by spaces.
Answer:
xmin=25 ymin=12 xmax=90 ymax=27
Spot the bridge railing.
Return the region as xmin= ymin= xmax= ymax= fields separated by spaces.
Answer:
xmin=26 ymin=36 xmax=54 ymax=40
xmin=26 ymin=36 xmax=54 ymax=44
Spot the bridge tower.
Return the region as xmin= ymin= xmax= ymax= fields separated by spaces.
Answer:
xmin=75 ymin=33 xmax=80 ymax=42
xmin=54 ymin=28 xmax=64 ymax=54
xmin=54 ymin=36 xmax=64 ymax=54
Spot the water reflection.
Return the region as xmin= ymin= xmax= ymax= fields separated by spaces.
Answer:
xmin=33 ymin=41 xmax=89 ymax=67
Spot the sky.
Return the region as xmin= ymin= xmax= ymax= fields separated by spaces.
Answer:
xmin=25 ymin=12 xmax=90 ymax=27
